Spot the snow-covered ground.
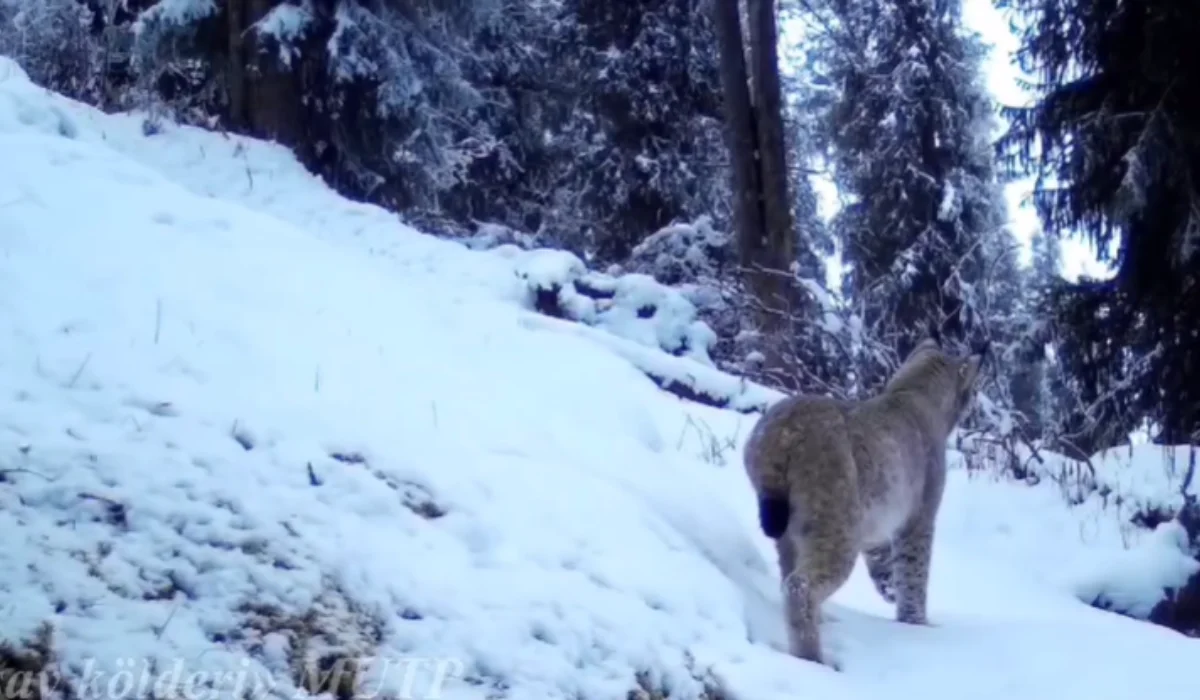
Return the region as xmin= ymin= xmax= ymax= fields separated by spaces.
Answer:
xmin=0 ymin=56 xmax=1196 ymax=700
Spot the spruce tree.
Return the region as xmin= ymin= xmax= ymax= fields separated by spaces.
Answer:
xmin=808 ymin=0 xmax=1017 ymax=395
xmin=540 ymin=0 xmax=729 ymax=264
xmin=1007 ymin=232 xmax=1061 ymax=444
xmin=1000 ymin=0 xmax=1200 ymax=446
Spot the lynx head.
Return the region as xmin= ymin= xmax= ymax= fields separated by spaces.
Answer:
xmin=886 ymin=333 xmax=988 ymax=427
xmin=950 ymin=340 xmax=988 ymax=423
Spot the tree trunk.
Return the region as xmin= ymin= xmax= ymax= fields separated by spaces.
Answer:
xmin=712 ymin=0 xmax=798 ymax=388
xmin=226 ymin=0 xmax=304 ymax=146
xmin=746 ymin=0 xmax=798 ymax=374
xmin=746 ymin=0 xmax=793 ymax=271
xmin=713 ymin=0 xmax=763 ymax=265
xmin=227 ymin=0 xmax=247 ymax=127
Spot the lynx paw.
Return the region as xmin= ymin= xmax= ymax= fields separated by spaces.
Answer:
xmin=896 ymin=611 xmax=932 ymax=626
xmin=822 ymin=640 xmax=846 ymax=672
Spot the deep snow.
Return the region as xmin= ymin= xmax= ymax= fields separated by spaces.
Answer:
xmin=0 ymin=56 xmax=1196 ymax=700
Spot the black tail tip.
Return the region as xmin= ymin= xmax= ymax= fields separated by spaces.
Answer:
xmin=758 ymin=496 xmax=791 ymax=539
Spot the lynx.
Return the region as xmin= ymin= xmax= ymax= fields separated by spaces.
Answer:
xmin=743 ymin=336 xmax=986 ymax=666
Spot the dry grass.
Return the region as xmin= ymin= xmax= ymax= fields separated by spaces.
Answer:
xmin=236 ymin=582 xmax=385 ymax=700
xmin=677 ymin=414 xmax=740 ymax=467
xmin=0 ymin=623 xmax=72 ymax=700
xmin=627 ymin=653 xmax=730 ymax=700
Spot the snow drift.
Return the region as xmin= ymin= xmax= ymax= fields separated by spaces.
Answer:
xmin=0 ymin=56 xmax=1196 ymax=700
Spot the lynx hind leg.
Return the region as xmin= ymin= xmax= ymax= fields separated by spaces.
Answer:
xmin=781 ymin=570 xmax=824 ymax=664
xmin=862 ymin=543 xmax=897 ymax=604
xmin=891 ymin=516 xmax=936 ymax=625
xmin=777 ymin=530 xmax=857 ymax=667
xmin=781 ymin=569 xmax=851 ymax=670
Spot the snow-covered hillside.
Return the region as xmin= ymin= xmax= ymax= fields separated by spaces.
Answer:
xmin=0 ymin=57 xmax=1196 ymax=700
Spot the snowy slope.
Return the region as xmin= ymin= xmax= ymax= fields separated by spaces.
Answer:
xmin=0 ymin=57 xmax=1196 ymax=700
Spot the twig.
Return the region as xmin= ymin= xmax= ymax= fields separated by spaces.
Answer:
xmin=154 ymin=298 xmax=163 ymax=344
xmin=0 ymin=467 xmax=53 ymax=481
xmin=154 ymin=600 xmax=182 ymax=639
xmin=78 ymin=492 xmax=129 ymax=528
xmin=67 ymin=353 xmax=92 ymax=388
xmin=1180 ymin=447 xmax=1196 ymax=504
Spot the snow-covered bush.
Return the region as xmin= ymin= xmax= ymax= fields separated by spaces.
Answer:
xmin=986 ymin=441 xmax=1200 ymax=636
xmin=623 ymin=215 xmax=733 ymax=288
xmin=492 ymin=213 xmax=878 ymax=410
xmin=451 ymin=218 xmax=782 ymax=411
xmin=621 ymin=217 xmax=742 ymax=365
xmin=1079 ymin=517 xmax=1200 ymax=636
xmin=620 ymin=217 xmax=857 ymax=397
xmin=461 ymin=221 xmax=540 ymax=252
xmin=511 ymin=247 xmax=718 ymax=366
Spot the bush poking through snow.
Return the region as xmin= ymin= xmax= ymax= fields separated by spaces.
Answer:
xmin=621 ymin=217 xmax=745 ymax=375
xmin=955 ymin=437 xmax=1200 ymax=637
xmin=677 ymin=414 xmax=741 ymax=467
xmin=628 ymin=653 xmax=729 ymax=700
xmin=0 ymin=623 xmax=67 ymax=700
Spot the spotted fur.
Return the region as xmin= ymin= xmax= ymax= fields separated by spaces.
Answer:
xmin=742 ymin=337 xmax=986 ymax=666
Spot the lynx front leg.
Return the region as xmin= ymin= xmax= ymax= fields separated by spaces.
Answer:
xmin=862 ymin=543 xmax=896 ymax=604
xmin=891 ymin=515 xmax=935 ymax=625
xmin=892 ymin=449 xmax=947 ymax=626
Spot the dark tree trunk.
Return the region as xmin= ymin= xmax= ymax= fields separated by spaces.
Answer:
xmin=226 ymin=0 xmax=304 ymax=145
xmin=227 ymin=0 xmax=247 ymax=127
xmin=746 ymin=0 xmax=794 ymax=275
xmin=712 ymin=0 xmax=798 ymax=388
xmin=746 ymin=0 xmax=798 ymax=385
xmin=712 ymin=0 xmax=764 ymax=270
